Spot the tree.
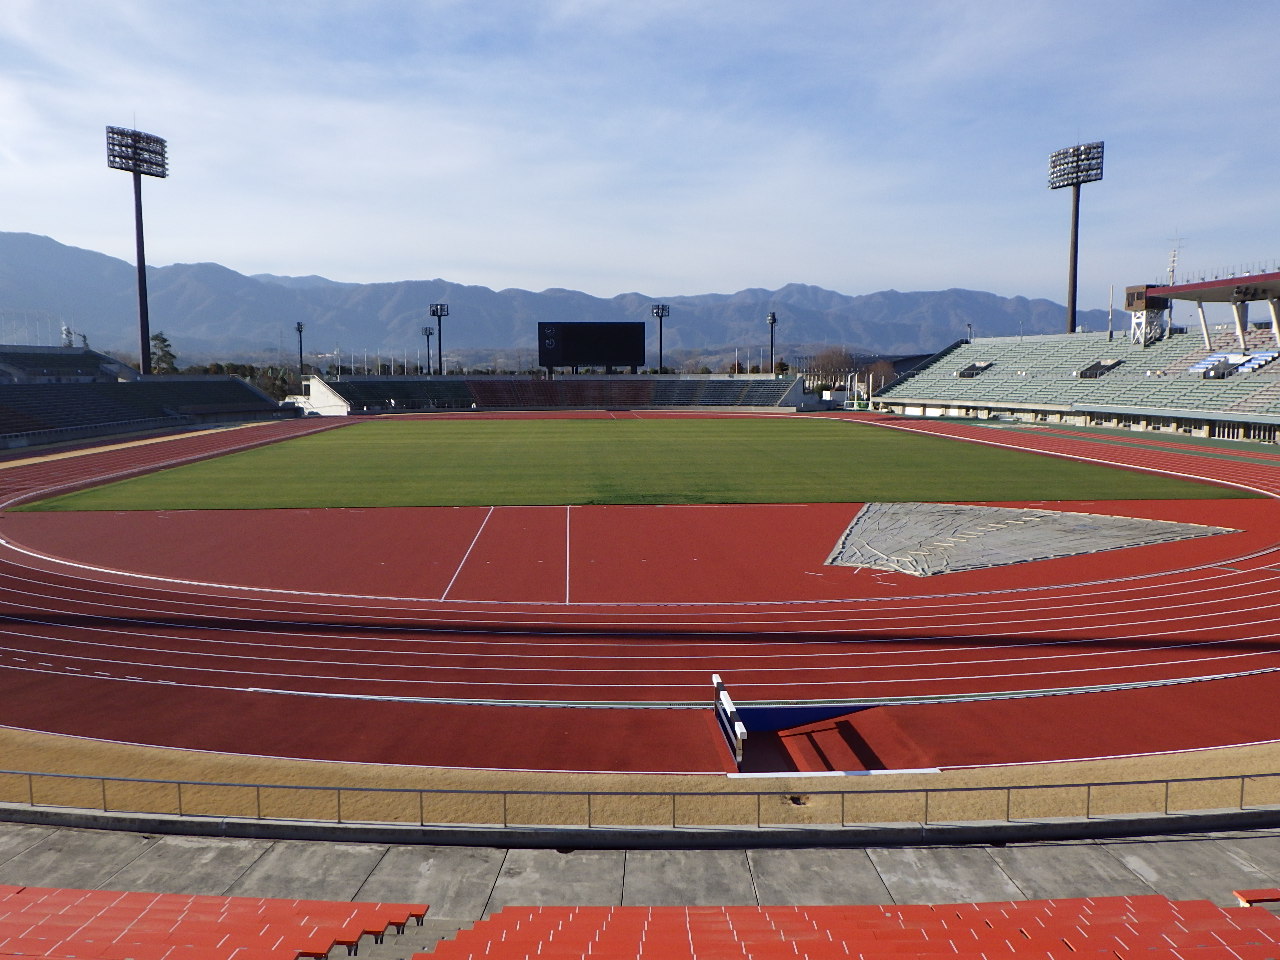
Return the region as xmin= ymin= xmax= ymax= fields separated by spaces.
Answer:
xmin=857 ymin=358 xmax=898 ymax=395
xmin=150 ymin=332 xmax=178 ymax=375
xmin=252 ymin=365 xmax=292 ymax=401
xmin=807 ymin=347 xmax=860 ymax=389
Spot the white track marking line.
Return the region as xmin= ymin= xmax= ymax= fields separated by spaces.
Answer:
xmin=5 ymin=411 xmax=1275 ymax=616
xmin=565 ymin=505 xmax=572 ymax=604
xmin=441 ymin=506 xmax=494 ymax=601
xmin=5 ymin=415 xmax=1280 ymax=710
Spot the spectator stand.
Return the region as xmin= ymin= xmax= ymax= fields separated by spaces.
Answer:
xmin=0 ymin=346 xmax=136 ymax=385
xmin=0 ymin=347 xmax=291 ymax=450
xmin=294 ymin=374 xmax=808 ymax=415
xmin=876 ymin=326 xmax=1280 ymax=442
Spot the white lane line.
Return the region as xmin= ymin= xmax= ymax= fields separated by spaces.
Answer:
xmin=441 ymin=506 xmax=495 ymax=601
xmin=565 ymin=505 xmax=572 ymax=604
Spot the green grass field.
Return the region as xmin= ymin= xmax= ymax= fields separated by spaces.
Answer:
xmin=20 ymin=417 xmax=1254 ymax=511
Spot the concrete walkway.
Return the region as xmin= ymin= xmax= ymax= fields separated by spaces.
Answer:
xmin=1 ymin=821 xmax=1279 ymax=957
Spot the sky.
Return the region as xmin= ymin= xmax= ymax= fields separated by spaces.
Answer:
xmin=3 ymin=0 xmax=1280 ymax=308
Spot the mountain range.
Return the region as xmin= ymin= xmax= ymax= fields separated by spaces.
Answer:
xmin=0 ymin=232 xmax=1119 ymax=366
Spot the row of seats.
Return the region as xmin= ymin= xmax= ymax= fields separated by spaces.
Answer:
xmin=1238 ymin=351 xmax=1279 ymax=374
xmin=465 ymin=380 xmax=566 ymax=408
xmin=327 ymin=377 xmax=801 ymax=411
xmin=333 ymin=379 xmax=477 ymax=410
xmin=0 ymin=883 xmax=427 ymax=959
xmin=0 ymin=883 xmax=1277 ymax=959
xmin=1184 ymin=350 xmax=1280 ymax=376
xmin=1188 ymin=352 xmax=1238 ymax=374
xmin=428 ymin=896 xmax=1280 ymax=959
xmin=122 ymin=379 xmax=281 ymax=415
xmin=0 ymin=348 xmax=112 ymax=382
xmin=0 ymin=373 xmax=796 ymax=436
xmin=0 ymin=379 xmax=281 ymax=437
xmin=880 ymin=328 xmax=1280 ymax=416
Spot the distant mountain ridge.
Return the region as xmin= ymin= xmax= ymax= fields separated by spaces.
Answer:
xmin=0 ymin=232 xmax=1115 ymax=364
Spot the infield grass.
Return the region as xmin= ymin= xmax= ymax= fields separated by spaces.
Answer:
xmin=21 ymin=416 xmax=1254 ymax=511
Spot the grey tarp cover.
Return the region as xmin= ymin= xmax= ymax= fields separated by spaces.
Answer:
xmin=825 ymin=502 xmax=1236 ymax=577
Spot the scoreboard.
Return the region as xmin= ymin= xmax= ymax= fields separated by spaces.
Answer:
xmin=538 ymin=322 xmax=645 ymax=370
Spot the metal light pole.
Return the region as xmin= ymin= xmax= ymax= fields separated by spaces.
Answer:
xmin=429 ymin=304 xmax=449 ymax=375
xmin=295 ymin=322 xmax=305 ymax=392
xmin=1048 ymin=141 xmax=1104 ymax=334
xmin=422 ymin=326 xmax=435 ymax=374
xmin=766 ymin=312 xmax=777 ymax=375
xmin=650 ymin=304 xmax=670 ymax=373
xmin=106 ymin=126 xmax=168 ymax=375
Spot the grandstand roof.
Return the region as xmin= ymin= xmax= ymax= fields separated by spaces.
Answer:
xmin=1147 ymin=270 xmax=1280 ymax=302
xmin=0 ymin=345 xmax=132 ymax=383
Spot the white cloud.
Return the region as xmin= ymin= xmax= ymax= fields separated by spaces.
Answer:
xmin=1 ymin=0 xmax=1279 ymax=305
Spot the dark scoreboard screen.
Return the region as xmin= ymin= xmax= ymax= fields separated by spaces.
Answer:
xmin=538 ymin=321 xmax=645 ymax=369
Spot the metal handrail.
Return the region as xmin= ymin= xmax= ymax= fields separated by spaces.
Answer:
xmin=4 ymin=767 xmax=1278 ymax=829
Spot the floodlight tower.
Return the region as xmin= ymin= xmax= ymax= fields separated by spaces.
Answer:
xmin=422 ymin=325 xmax=434 ymax=374
xmin=429 ymin=303 xmax=448 ymax=375
xmin=295 ymin=322 xmax=305 ymax=392
xmin=1048 ymin=141 xmax=1104 ymax=334
xmin=766 ymin=312 xmax=777 ymax=375
xmin=651 ymin=304 xmax=670 ymax=373
xmin=106 ymin=126 xmax=169 ymax=375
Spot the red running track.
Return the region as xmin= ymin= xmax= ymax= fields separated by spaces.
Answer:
xmin=4 ymin=414 xmax=1280 ymax=774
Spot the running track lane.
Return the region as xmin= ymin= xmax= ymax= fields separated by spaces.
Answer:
xmin=1 ymin=413 xmax=1280 ymax=771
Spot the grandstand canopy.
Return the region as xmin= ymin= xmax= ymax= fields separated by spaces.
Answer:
xmin=1145 ymin=270 xmax=1280 ymax=303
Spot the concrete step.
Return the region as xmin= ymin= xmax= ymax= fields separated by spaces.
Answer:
xmin=324 ymin=917 xmax=473 ymax=960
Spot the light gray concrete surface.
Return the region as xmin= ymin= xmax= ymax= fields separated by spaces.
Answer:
xmin=354 ymin=845 xmax=506 ymax=921
xmin=485 ymin=849 xmax=625 ymax=913
xmin=866 ymin=845 xmax=1026 ymax=904
xmin=621 ymin=849 xmax=757 ymax=906
xmin=1216 ymin=832 xmax=1280 ymax=878
xmin=746 ymin=847 xmax=892 ymax=905
xmin=986 ymin=839 xmax=1159 ymax=900
xmin=102 ymin=834 xmax=270 ymax=895
xmin=0 ymin=825 xmax=151 ymax=890
xmin=227 ymin=839 xmax=390 ymax=901
xmin=0 ymin=823 xmax=54 ymax=866
xmin=1 ymin=823 xmax=1279 ymax=958
xmin=1100 ymin=833 xmax=1276 ymax=902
